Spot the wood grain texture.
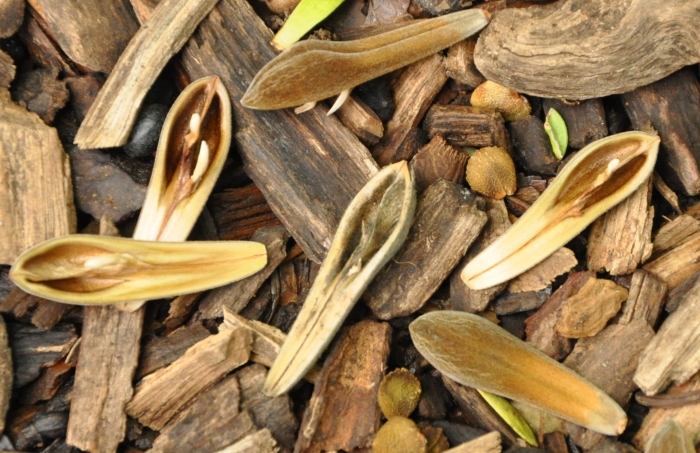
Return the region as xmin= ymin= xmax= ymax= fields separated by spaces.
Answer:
xmin=474 ymin=0 xmax=700 ymax=99
xmin=409 ymin=135 xmax=468 ymax=194
xmin=365 ymin=180 xmax=487 ymax=319
xmin=0 ymin=315 xmax=11 ymax=433
xmin=618 ymin=269 xmax=667 ymax=327
xmin=74 ymin=0 xmax=220 ymax=148
xmin=336 ymin=95 xmax=384 ymax=145
xmin=587 ymin=176 xmax=653 ymax=275
xmin=424 ymin=105 xmax=510 ymax=150
xmin=178 ymin=0 xmax=378 ymax=262
xmin=126 ymin=326 xmax=252 ymax=430
xmin=66 ymin=306 xmax=144 ymax=453
xmin=622 ymin=68 xmax=700 ymax=195
xmin=31 ymin=0 xmax=138 ymax=72
xmin=295 ymin=320 xmax=391 ymax=453
xmin=0 ymin=90 xmax=76 ymax=265
xmin=0 ymin=50 xmax=14 ymax=88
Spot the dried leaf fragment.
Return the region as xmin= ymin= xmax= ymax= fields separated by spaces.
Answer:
xmin=241 ymin=9 xmax=489 ymax=110
xmin=465 ymin=146 xmax=516 ymax=199
xmin=462 ymin=131 xmax=660 ymax=290
xmin=373 ymin=416 xmax=427 ymax=453
xmin=378 ymin=368 xmax=422 ymax=419
xmin=264 ymin=161 xmax=416 ymax=396
xmin=410 ymin=310 xmax=627 ymax=435
xmin=9 ymin=235 xmax=267 ymax=305
xmin=470 ymin=81 xmax=531 ymax=121
xmin=644 ymin=418 xmax=694 ymax=453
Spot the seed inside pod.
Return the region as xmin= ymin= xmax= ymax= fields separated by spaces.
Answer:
xmin=466 ymin=146 xmax=517 ymax=199
xmin=372 ymin=416 xmax=427 ymax=453
xmin=470 ymin=80 xmax=531 ymax=121
xmin=378 ymin=368 xmax=422 ymax=419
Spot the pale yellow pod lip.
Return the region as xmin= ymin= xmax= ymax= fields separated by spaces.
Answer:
xmin=134 ymin=76 xmax=232 ymax=242
xmin=410 ymin=311 xmax=627 ymax=436
xmin=9 ymin=235 xmax=267 ymax=305
xmin=462 ymin=131 xmax=660 ymax=290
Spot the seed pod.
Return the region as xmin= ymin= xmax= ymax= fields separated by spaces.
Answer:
xmin=410 ymin=310 xmax=627 ymax=435
xmin=241 ymin=9 xmax=489 ymax=111
xmin=465 ymin=146 xmax=517 ymax=199
xmin=264 ymin=161 xmax=416 ymax=396
xmin=470 ymin=80 xmax=531 ymax=121
xmin=378 ymin=368 xmax=422 ymax=419
xmin=9 ymin=235 xmax=267 ymax=305
xmin=462 ymin=131 xmax=660 ymax=290
xmin=373 ymin=417 xmax=427 ymax=453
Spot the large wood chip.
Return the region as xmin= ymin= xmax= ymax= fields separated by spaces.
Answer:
xmin=618 ymin=269 xmax=667 ymax=327
xmin=336 ymin=95 xmax=384 ymax=146
xmin=424 ymin=105 xmax=510 ymax=150
xmin=296 ymin=320 xmax=391 ymax=453
xmin=635 ymin=276 xmax=700 ymax=395
xmin=67 ymin=306 xmax=143 ymax=453
xmin=366 ymin=180 xmax=486 ymax=319
xmin=587 ymin=176 xmax=654 ymax=275
xmin=126 ymin=326 xmax=252 ymax=430
xmin=508 ymin=247 xmax=577 ymax=294
xmin=651 ymin=214 xmax=700 ymax=258
xmin=474 ymin=0 xmax=700 ymax=99
xmin=556 ymin=278 xmax=628 ymax=339
xmin=136 ymin=323 xmax=212 ymax=380
xmin=150 ymin=375 xmax=257 ymax=453
xmin=409 ymin=135 xmax=469 ymax=194
xmin=644 ymin=228 xmax=700 ymax=292
xmin=0 ymin=90 xmax=76 ymax=264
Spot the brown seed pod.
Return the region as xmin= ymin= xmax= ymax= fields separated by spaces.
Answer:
xmin=470 ymin=80 xmax=531 ymax=121
xmin=372 ymin=417 xmax=427 ymax=453
xmin=378 ymin=368 xmax=422 ymax=419
xmin=466 ymin=146 xmax=517 ymax=199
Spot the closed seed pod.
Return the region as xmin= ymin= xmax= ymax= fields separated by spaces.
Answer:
xmin=470 ymin=80 xmax=531 ymax=121
xmin=378 ymin=368 xmax=422 ymax=419
xmin=466 ymin=146 xmax=517 ymax=199
xmin=372 ymin=417 xmax=427 ymax=453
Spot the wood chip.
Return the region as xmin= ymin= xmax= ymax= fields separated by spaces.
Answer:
xmin=336 ymin=95 xmax=384 ymax=145
xmin=650 ymin=214 xmax=700 ymax=258
xmin=30 ymin=301 xmax=75 ymax=331
xmin=31 ymin=0 xmax=138 ymax=72
xmin=126 ymin=326 xmax=252 ymax=430
xmin=556 ymin=277 xmax=628 ymax=339
xmin=507 ymin=247 xmax=577 ymax=294
xmin=635 ymin=275 xmax=700 ymax=395
xmin=0 ymin=0 xmax=24 ymax=37
xmin=444 ymin=39 xmax=484 ymax=89
xmin=66 ymin=306 xmax=144 ymax=453
xmin=0 ymin=287 xmax=42 ymax=318
xmin=20 ymin=359 xmax=73 ymax=405
xmin=622 ymin=67 xmax=700 ymax=195
xmin=74 ymin=0 xmax=220 ymax=148
xmin=0 ymin=50 xmax=14 ymax=88
xmin=150 ymin=375 xmax=257 ymax=453
xmin=633 ymin=370 xmax=700 ymax=450
xmin=492 ymin=288 xmax=551 ymax=316
xmin=450 ymin=199 xmax=510 ymax=313
xmin=214 ymin=429 xmax=279 ymax=453
xmin=198 ymin=226 xmax=289 ymax=319
xmin=506 ymin=116 xmax=560 ymax=176
xmin=295 ymin=320 xmax=391 ymax=453
xmin=365 ymin=180 xmax=487 ymax=319
xmin=444 ymin=431 xmax=501 ymax=453
xmin=0 ymin=90 xmax=75 ymax=265
xmin=208 ymin=185 xmax=284 ymax=241
xmin=373 ymin=53 xmax=448 ymax=166
xmin=618 ymin=269 xmax=667 ymax=327
xmin=409 ymin=135 xmax=469 ymax=194
xmin=0 ymin=315 xmax=11 ymax=432
xmin=525 ymin=272 xmax=594 ymax=359
xmin=541 ymin=98 xmax=607 ymax=149
xmin=135 ymin=323 xmax=212 ymax=380
xmin=587 ymin=176 xmax=653 ymax=275
xmin=424 ymin=105 xmax=510 ymax=150
xmin=644 ymin=228 xmax=700 ymax=293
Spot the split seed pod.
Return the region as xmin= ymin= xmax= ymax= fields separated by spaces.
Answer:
xmin=410 ymin=311 xmax=627 ymax=435
xmin=264 ymin=161 xmax=416 ymax=396
xmin=378 ymin=368 xmax=422 ymax=419
xmin=9 ymin=235 xmax=267 ymax=305
xmin=241 ymin=9 xmax=489 ymax=111
xmin=134 ymin=76 xmax=231 ymax=243
xmin=462 ymin=131 xmax=660 ymax=289
xmin=465 ymin=146 xmax=517 ymax=199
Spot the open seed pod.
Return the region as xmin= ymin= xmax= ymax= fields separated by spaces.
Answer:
xmin=134 ymin=76 xmax=232 ymax=243
xmin=241 ymin=9 xmax=489 ymax=111
xmin=9 ymin=235 xmax=267 ymax=305
xmin=462 ymin=131 xmax=660 ymax=290
xmin=264 ymin=161 xmax=416 ymax=397
xmin=410 ymin=311 xmax=627 ymax=436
